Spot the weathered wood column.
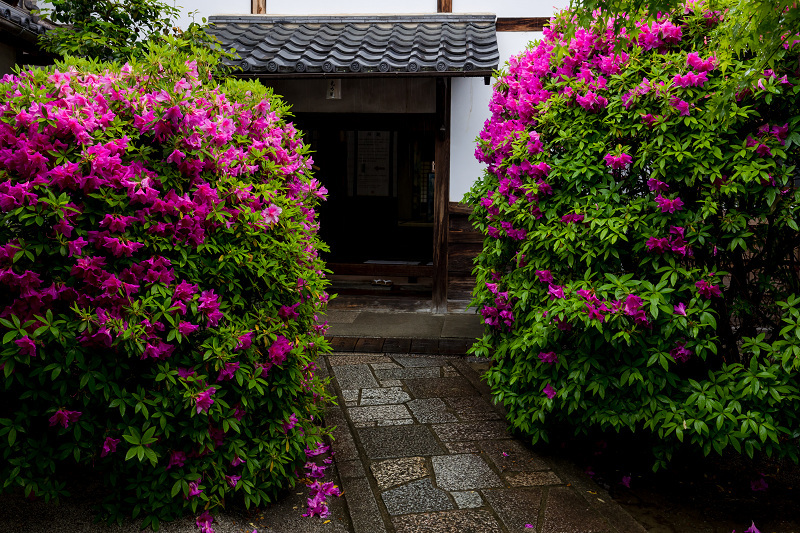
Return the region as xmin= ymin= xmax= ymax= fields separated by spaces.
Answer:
xmin=433 ymin=77 xmax=451 ymax=314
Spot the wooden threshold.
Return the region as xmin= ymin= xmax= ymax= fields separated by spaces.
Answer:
xmin=328 ymin=262 xmax=434 ymax=277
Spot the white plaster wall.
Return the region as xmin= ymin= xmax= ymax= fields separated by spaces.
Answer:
xmin=452 ymin=0 xmax=569 ymax=17
xmin=265 ymin=0 xmax=435 ymax=15
xmin=172 ymin=0 xmax=250 ymax=29
xmin=449 ymin=31 xmax=541 ymax=202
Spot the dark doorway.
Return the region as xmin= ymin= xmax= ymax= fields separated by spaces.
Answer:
xmin=296 ymin=113 xmax=436 ymax=267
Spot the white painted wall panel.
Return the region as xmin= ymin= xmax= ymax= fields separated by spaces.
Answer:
xmin=265 ymin=0 xmax=435 ymax=15
xmin=452 ymin=0 xmax=568 ymax=17
xmin=172 ymin=0 xmax=250 ymax=30
xmin=449 ymin=31 xmax=541 ymax=202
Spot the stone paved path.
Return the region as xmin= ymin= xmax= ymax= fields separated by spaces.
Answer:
xmin=320 ymin=353 xmax=647 ymax=533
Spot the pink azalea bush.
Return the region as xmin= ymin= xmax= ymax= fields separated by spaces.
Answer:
xmin=468 ymin=1 xmax=800 ymax=468
xmin=0 ymin=40 xmax=332 ymax=528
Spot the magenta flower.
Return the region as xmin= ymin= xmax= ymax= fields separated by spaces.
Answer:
xmin=750 ymin=477 xmax=768 ymax=491
xmin=235 ymin=331 xmax=254 ymax=351
xmin=195 ymin=387 xmax=215 ymax=414
xmin=177 ymin=367 xmax=195 ymax=378
xmin=15 ymin=336 xmax=36 ymax=357
xmin=654 ymin=195 xmax=684 ymax=213
xmin=231 ymin=455 xmax=246 ymax=467
xmin=755 ymin=144 xmax=772 ymax=157
xmin=695 ymin=280 xmax=722 ymax=298
xmin=543 ymin=383 xmax=557 ymax=399
xmin=100 ymin=436 xmax=120 ymax=457
xmin=745 ymin=521 xmax=761 ymax=533
xmin=167 ymin=450 xmax=187 ymax=469
xmin=49 ymin=409 xmax=82 ymax=429
xmin=178 ymin=321 xmax=199 ymax=336
xmin=670 ymin=343 xmax=692 ymax=363
xmin=647 ymin=178 xmax=668 ymax=192
xmin=225 ymin=474 xmax=241 ymax=488
xmin=538 ymin=351 xmax=558 ymax=364
xmin=603 ymin=152 xmax=632 ymax=170
xmin=195 ymin=510 xmax=213 ymax=532
xmin=646 ymin=237 xmax=670 ymax=253
xmin=261 ymin=203 xmax=282 ymax=225
xmin=217 ymin=362 xmax=240 ymax=382
xmin=535 ymin=270 xmax=553 ymax=284
xmin=269 ymin=335 xmax=292 ymax=365
xmin=547 ymin=284 xmax=565 ymax=299
xmin=673 ymin=302 xmax=687 ymax=316
xmin=670 ymin=97 xmax=691 ymax=116
xmin=281 ymin=413 xmax=298 ymax=433
xmin=561 ymin=213 xmax=584 ymax=224
xmin=67 ymin=236 xmax=88 ymax=257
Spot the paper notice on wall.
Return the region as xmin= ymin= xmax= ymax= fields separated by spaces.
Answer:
xmin=356 ymin=130 xmax=391 ymax=196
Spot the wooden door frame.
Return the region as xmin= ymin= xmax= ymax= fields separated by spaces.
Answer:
xmin=433 ymin=77 xmax=451 ymax=314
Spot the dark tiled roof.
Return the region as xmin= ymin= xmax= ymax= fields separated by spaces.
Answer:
xmin=0 ymin=1 xmax=50 ymax=41
xmin=207 ymin=14 xmax=499 ymax=76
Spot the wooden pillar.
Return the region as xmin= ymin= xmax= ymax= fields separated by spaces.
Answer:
xmin=433 ymin=77 xmax=451 ymax=314
xmin=252 ymin=0 xmax=266 ymax=14
xmin=437 ymin=0 xmax=452 ymax=12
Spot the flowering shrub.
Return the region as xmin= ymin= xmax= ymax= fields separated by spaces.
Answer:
xmin=467 ymin=1 xmax=800 ymax=468
xmin=0 ymin=40 xmax=332 ymax=529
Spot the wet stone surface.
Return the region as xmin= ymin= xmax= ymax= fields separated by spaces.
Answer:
xmin=374 ymin=366 xmax=441 ymax=380
xmin=407 ymin=398 xmax=458 ymax=423
xmin=332 ymin=364 xmax=379 ymax=390
xmin=432 ymin=454 xmax=503 ymax=491
xmin=359 ymin=387 xmax=411 ymax=406
xmin=381 ymin=478 xmax=454 ymax=516
xmin=322 ymin=352 xmax=645 ymax=533
xmin=392 ymin=509 xmax=503 ymax=533
xmin=405 ymin=376 xmax=480 ymax=398
xmin=358 ymin=425 xmax=445 ymax=459
xmin=452 ymin=491 xmax=484 ymax=509
xmin=431 ymin=421 xmax=511 ymax=442
xmin=370 ymin=457 xmax=428 ymax=490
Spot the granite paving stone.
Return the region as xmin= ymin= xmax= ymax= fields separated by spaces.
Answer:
xmin=432 ymin=421 xmax=511 ymax=442
xmin=480 ymin=440 xmax=551 ymax=472
xmin=392 ymin=509 xmax=502 ymax=533
xmin=328 ymin=355 xmax=392 ymax=366
xmin=326 ymin=407 xmax=359 ymax=461
xmin=506 ymin=471 xmax=562 ymax=487
xmin=342 ymin=389 xmax=359 ymax=403
xmin=445 ymin=441 xmax=481 ymax=453
xmin=370 ymin=362 xmax=400 ymax=369
xmin=348 ymin=404 xmax=412 ymax=427
xmin=405 ymin=377 xmax=480 ymax=398
xmin=445 ymin=396 xmax=502 ymax=421
xmin=452 ymin=491 xmax=483 ymax=509
xmin=432 ymin=454 xmax=503 ymax=491
xmin=332 ymin=364 xmax=379 ymax=389
xmin=370 ymin=457 xmax=428 ymax=489
xmin=392 ymin=356 xmax=452 ymax=367
xmin=376 ymin=419 xmax=414 ymax=426
xmin=482 ymin=488 xmax=543 ymax=532
xmin=374 ymin=366 xmax=441 ymax=380
xmin=542 ymin=487 xmax=613 ymax=533
xmin=359 ymin=387 xmax=411 ymax=406
xmin=336 ymin=459 xmax=366 ymax=479
xmin=407 ymin=398 xmax=458 ymax=423
xmin=341 ymin=476 xmax=387 ymax=533
xmin=381 ymin=478 xmax=454 ymax=516
xmin=358 ymin=425 xmax=445 ymax=459
xmin=380 ymin=380 xmax=402 ymax=387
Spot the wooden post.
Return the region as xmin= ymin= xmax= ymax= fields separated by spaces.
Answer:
xmin=433 ymin=77 xmax=451 ymax=314
xmin=251 ymin=0 xmax=266 ymax=14
xmin=437 ymin=0 xmax=452 ymax=13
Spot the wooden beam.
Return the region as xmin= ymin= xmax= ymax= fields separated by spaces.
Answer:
xmin=437 ymin=0 xmax=452 ymax=13
xmin=433 ymin=77 xmax=451 ymax=314
xmin=496 ymin=17 xmax=549 ymax=32
xmin=251 ymin=0 xmax=266 ymax=14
